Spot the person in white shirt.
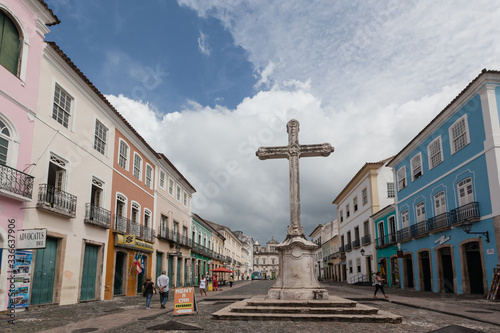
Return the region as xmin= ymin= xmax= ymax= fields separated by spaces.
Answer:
xmin=157 ymin=271 xmax=169 ymax=308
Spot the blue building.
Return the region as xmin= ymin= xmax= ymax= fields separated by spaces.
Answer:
xmin=372 ymin=205 xmax=400 ymax=287
xmin=387 ymin=70 xmax=500 ymax=295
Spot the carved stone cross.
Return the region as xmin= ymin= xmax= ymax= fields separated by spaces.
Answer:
xmin=256 ymin=119 xmax=334 ymax=239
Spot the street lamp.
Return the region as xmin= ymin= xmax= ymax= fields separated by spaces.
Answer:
xmin=360 ymin=248 xmax=365 ymax=256
xmin=461 ymin=222 xmax=489 ymax=242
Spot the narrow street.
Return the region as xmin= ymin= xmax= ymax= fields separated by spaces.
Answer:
xmin=2 ymin=280 xmax=499 ymax=332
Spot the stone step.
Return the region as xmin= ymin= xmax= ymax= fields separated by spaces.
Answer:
xmin=231 ymin=305 xmax=379 ymax=315
xmin=212 ymin=311 xmax=402 ymax=323
xmin=246 ymin=298 xmax=357 ymax=308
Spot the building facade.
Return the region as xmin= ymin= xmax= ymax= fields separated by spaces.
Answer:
xmin=253 ymin=239 xmax=279 ymax=279
xmin=309 ymin=224 xmax=323 ymax=280
xmin=388 ymin=70 xmax=500 ymax=295
xmin=333 ymin=158 xmax=394 ymax=284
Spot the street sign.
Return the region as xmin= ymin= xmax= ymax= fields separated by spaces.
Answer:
xmin=174 ymin=287 xmax=197 ymax=315
xmin=16 ymin=229 xmax=46 ymax=249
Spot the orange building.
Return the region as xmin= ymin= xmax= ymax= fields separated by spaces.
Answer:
xmin=104 ymin=128 xmax=158 ymax=299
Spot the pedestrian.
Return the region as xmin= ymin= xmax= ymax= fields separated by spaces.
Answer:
xmin=229 ymin=275 xmax=234 ymax=287
xmin=373 ymin=271 xmax=389 ymax=299
xmin=199 ymin=275 xmax=207 ymax=297
xmin=142 ymin=276 xmax=156 ymax=309
xmin=212 ymin=273 xmax=218 ymax=291
xmin=157 ymin=270 xmax=169 ymax=309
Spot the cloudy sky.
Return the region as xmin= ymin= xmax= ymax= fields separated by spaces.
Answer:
xmin=45 ymin=0 xmax=500 ymax=244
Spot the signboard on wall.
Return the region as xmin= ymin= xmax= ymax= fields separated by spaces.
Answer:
xmin=16 ymin=229 xmax=46 ymax=249
xmin=9 ymin=250 xmax=33 ymax=308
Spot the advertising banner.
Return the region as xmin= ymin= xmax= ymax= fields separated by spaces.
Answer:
xmin=174 ymin=287 xmax=197 ymax=315
xmin=9 ymin=250 xmax=33 ymax=308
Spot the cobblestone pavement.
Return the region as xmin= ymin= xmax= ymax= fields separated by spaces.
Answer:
xmin=1 ymin=280 xmax=499 ymax=332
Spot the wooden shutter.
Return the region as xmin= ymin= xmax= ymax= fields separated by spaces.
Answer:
xmin=0 ymin=11 xmax=20 ymax=75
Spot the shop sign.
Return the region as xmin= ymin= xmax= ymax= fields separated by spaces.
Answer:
xmin=16 ymin=229 xmax=46 ymax=249
xmin=116 ymin=234 xmax=154 ymax=253
xmin=434 ymin=234 xmax=450 ymax=245
xmin=174 ymin=287 xmax=197 ymax=315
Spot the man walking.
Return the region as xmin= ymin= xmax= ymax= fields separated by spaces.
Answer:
xmin=157 ymin=270 xmax=169 ymax=309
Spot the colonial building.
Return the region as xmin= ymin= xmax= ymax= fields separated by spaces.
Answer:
xmin=206 ymin=220 xmax=243 ymax=279
xmin=321 ymin=219 xmax=342 ymax=281
xmin=309 ymin=224 xmax=323 ymax=280
xmin=154 ymin=153 xmax=195 ymax=287
xmin=371 ymin=204 xmax=399 ymax=287
xmin=253 ymin=239 xmax=279 ymax=279
xmin=333 ymin=158 xmax=394 ymax=284
xmin=0 ymin=0 xmax=59 ymax=310
xmin=387 ymin=70 xmax=500 ymax=295
xmin=234 ymin=230 xmax=254 ymax=280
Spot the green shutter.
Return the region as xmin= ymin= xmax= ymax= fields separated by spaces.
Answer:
xmin=31 ymin=238 xmax=58 ymax=305
xmin=0 ymin=11 xmax=20 ymax=75
xmin=80 ymin=244 xmax=99 ymax=301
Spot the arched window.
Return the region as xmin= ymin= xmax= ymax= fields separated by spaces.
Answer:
xmin=0 ymin=119 xmax=11 ymax=165
xmin=0 ymin=10 xmax=21 ymax=75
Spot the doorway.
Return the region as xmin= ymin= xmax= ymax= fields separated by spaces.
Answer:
xmin=419 ymin=251 xmax=432 ymax=291
xmin=31 ymin=237 xmax=58 ymax=305
xmin=464 ymin=242 xmax=484 ymax=294
xmin=438 ymin=247 xmax=454 ymax=293
xmin=404 ymin=254 xmax=414 ymax=288
xmin=80 ymin=244 xmax=99 ymax=301
xmin=113 ymin=252 xmax=125 ymax=295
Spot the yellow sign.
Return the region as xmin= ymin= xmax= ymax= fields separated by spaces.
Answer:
xmin=174 ymin=287 xmax=197 ymax=315
xmin=116 ymin=234 xmax=154 ymax=253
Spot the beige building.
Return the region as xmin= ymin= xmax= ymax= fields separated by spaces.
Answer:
xmin=253 ymin=239 xmax=279 ymax=279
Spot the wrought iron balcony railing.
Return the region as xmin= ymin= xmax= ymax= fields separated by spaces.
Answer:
xmin=397 ymin=227 xmax=411 ymax=242
xmin=345 ymin=243 xmax=352 ymax=252
xmin=451 ymin=202 xmax=480 ymax=225
xmin=352 ymin=239 xmax=360 ymax=249
xmin=0 ymin=164 xmax=34 ymax=200
xmin=410 ymin=221 xmax=429 ymax=238
xmin=339 ymin=246 xmax=345 ymax=254
xmin=158 ymin=227 xmax=191 ymax=247
xmin=375 ymin=232 xmax=397 ymax=248
xmin=361 ymin=234 xmax=371 ymax=246
xmin=84 ymin=203 xmax=111 ymax=229
xmin=427 ymin=212 xmax=452 ymax=232
xmin=113 ymin=215 xmax=155 ymax=242
xmin=37 ymin=184 xmax=77 ymax=218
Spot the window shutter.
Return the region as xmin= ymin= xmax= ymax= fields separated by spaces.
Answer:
xmin=0 ymin=12 xmax=20 ymax=75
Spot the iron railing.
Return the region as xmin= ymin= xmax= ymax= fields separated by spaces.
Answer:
xmin=375 ymin=233 xmax=397 ymax=248
xmin=0 ymin=164 xmax=34 ymax=199
xmin=158 ymin=227 xmax=191 ymax=247
xmin=451 ymin=202 xmax=479 ymax=224
xmin=427 ymin=212 xmax=452 ymax=232
xmin=397 ymin=227 xmax=411 ymax=242
xmin=410 ymin=221 xmax=429 ymax=237
xmin=339 ymin=246 xmax=345 ymax=254
xmin=84 ymin=203 xmax=111 ymax=229
xmin=352 ymin=239 xmax=360 ymax=249
xmin=113 ymin=216 xmax=155 ymax=242
xmin=37 ymin=184 xmax=77 ymax=217
xmin=361 ymin=234 xmax=371 ymax=245
xmin=345 ymin=243 xmax=352 ymax=252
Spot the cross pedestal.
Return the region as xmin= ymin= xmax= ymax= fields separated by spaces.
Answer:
xmin=256 ymin=119 xmax=334 ymax=300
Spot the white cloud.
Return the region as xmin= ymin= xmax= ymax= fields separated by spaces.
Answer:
xmin=198 ymin=30 xmax=211 ymax=56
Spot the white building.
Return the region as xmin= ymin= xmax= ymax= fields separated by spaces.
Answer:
xmin=309 ymin=224 xmax=323 ymax=280
xmin=333 ymin=157 xmax=394 ymax=284
xmin=253 ymin=239 xmax=279 ymax=279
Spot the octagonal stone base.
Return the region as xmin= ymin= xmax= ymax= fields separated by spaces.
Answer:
xmin=267 ymin=236 xmax=329 ymax=300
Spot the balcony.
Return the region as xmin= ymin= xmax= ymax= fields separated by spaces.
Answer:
xmin=0 ymin=164 xmax=34 ymax=201
xmin=345 ymin=243 xmax=352 ymax=252
xmin=113 ymin=216 xmax=155 ymax=242
xmin=410 ymin=221 xmax=429 ymax=238
xmin=375 ymin=233 xmax=397 ymax=249
xmin=190 ymin=241 xmax=212 ymax=257
xmin=451 ymin=202 xmax=480 ymax=225
xmin=397 ymin=227 xmax=411 ymax=242
xmin=352 ymin=239 xmax=360 ymax=249
xmin=339 ymin=246 xmax=345 ymax=254
xmin=37 ymin=184 xmax=77 ymax=218
xmin=361 ymin=234 xmax=371 ymax=246
xmin=84 ymin=203 xmax=111 ymax=229
xmin=158 ymin=227 xmax=191 ymax=247
xmin=427 ymin=212 xmax=452 ymax=232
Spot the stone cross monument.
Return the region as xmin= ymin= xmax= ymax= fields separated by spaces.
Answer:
xmin=256 ymin=119 xmax=334 ymax=300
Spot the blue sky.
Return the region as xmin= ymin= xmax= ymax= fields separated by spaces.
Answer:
xmin=44 ymin=0 xmax=500 ymax=244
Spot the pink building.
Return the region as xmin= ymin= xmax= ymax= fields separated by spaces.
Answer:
xmin=0 ymin=0 xmax=58 ymax=310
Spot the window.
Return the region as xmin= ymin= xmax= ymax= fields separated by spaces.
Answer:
xmin=255 ymin=259 xmax=259 ymax=265
xmin=397 ymin=166 xmax=406 ymax=190
xmin=353 ymin=197 xmax=358 ymax=212
xmin=348 ymin=260 xmax=353 ymax=274
xmin=168 ymin=178 xmax=174 ymax=196
xmin=272 ymin=259 xmax=275 ymax=264
xmin=428 ymin=137 xmax=443 ymax=169
xmin=458 ymin=177 xmax=473 ymax=206
xmin=387 ymin=182 xmax=395 ymax=198
xmin=363 ymin=220 xmax=370 ymax=237
xmin=346 ymin=204 xmax=350 ymax=218
xmin=362 ymin=188 xmax=368 ymax=205
xmin=94 ymin=120 xmax=108 ymax=155
xmin=133 ymin=153 xmax=142 ymax=180
xmin=0 ymin=119 xmax=11 ymax=165
xmin=183 ymin=192 xmax=188 ymax=206
xmin=159 ymin=170 xmax=166 ymax=189
xmin=356 ymin=258 xmax=361 ymax=273
xmin=388 ymin=216 xmax=396 ymax=239
xmin=176 ymin=185 xmax=181 ymax=201
xmin=47 ymin=154 xmax=67 ymax=191
xmin=340 ymin=210 xmax=343 ymax=223
xmin=410 ymin=153 xmax=423 ymax=180
xmin=118 ymin=140 xmax=129 ymax=169
xmin=116 ymin=194 xmax=126 ymax=217
xmin=263 ymin=259 xmax=266 ymax=265
xmin=131 ymin=203 xmax=139 ymax=223
xmin=401 ymin=210 xmax=409 ymax=228
xmin=144 ymin=210 xmax=151 ymax=228
xmin=354 ymin=226 xmax=360 ymax=241
xmin=0 ymin=11 xmax=21 ymax=75
xmin=416 ymin=202 xmax=425 ymax=223
xmin=450 ymin=115 xmax=470 ymax=154
xmin=434 ymin=191 xmax=446 ymax=215
xmin=145 ymin=164 xmax=153 ymax=188
xmin=52 ymin=85 xmax=72 ymax=128
xmin=160 ymin=214 xmax=168 ymax=229
xmin=90 ymin=177 xmax=103 ymax=207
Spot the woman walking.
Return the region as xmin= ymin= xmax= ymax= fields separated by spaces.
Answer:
xmin=199 ymin=275 xmax=207 ymax=297
xmin=373 ymin=271 xmax=389 ymax=299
